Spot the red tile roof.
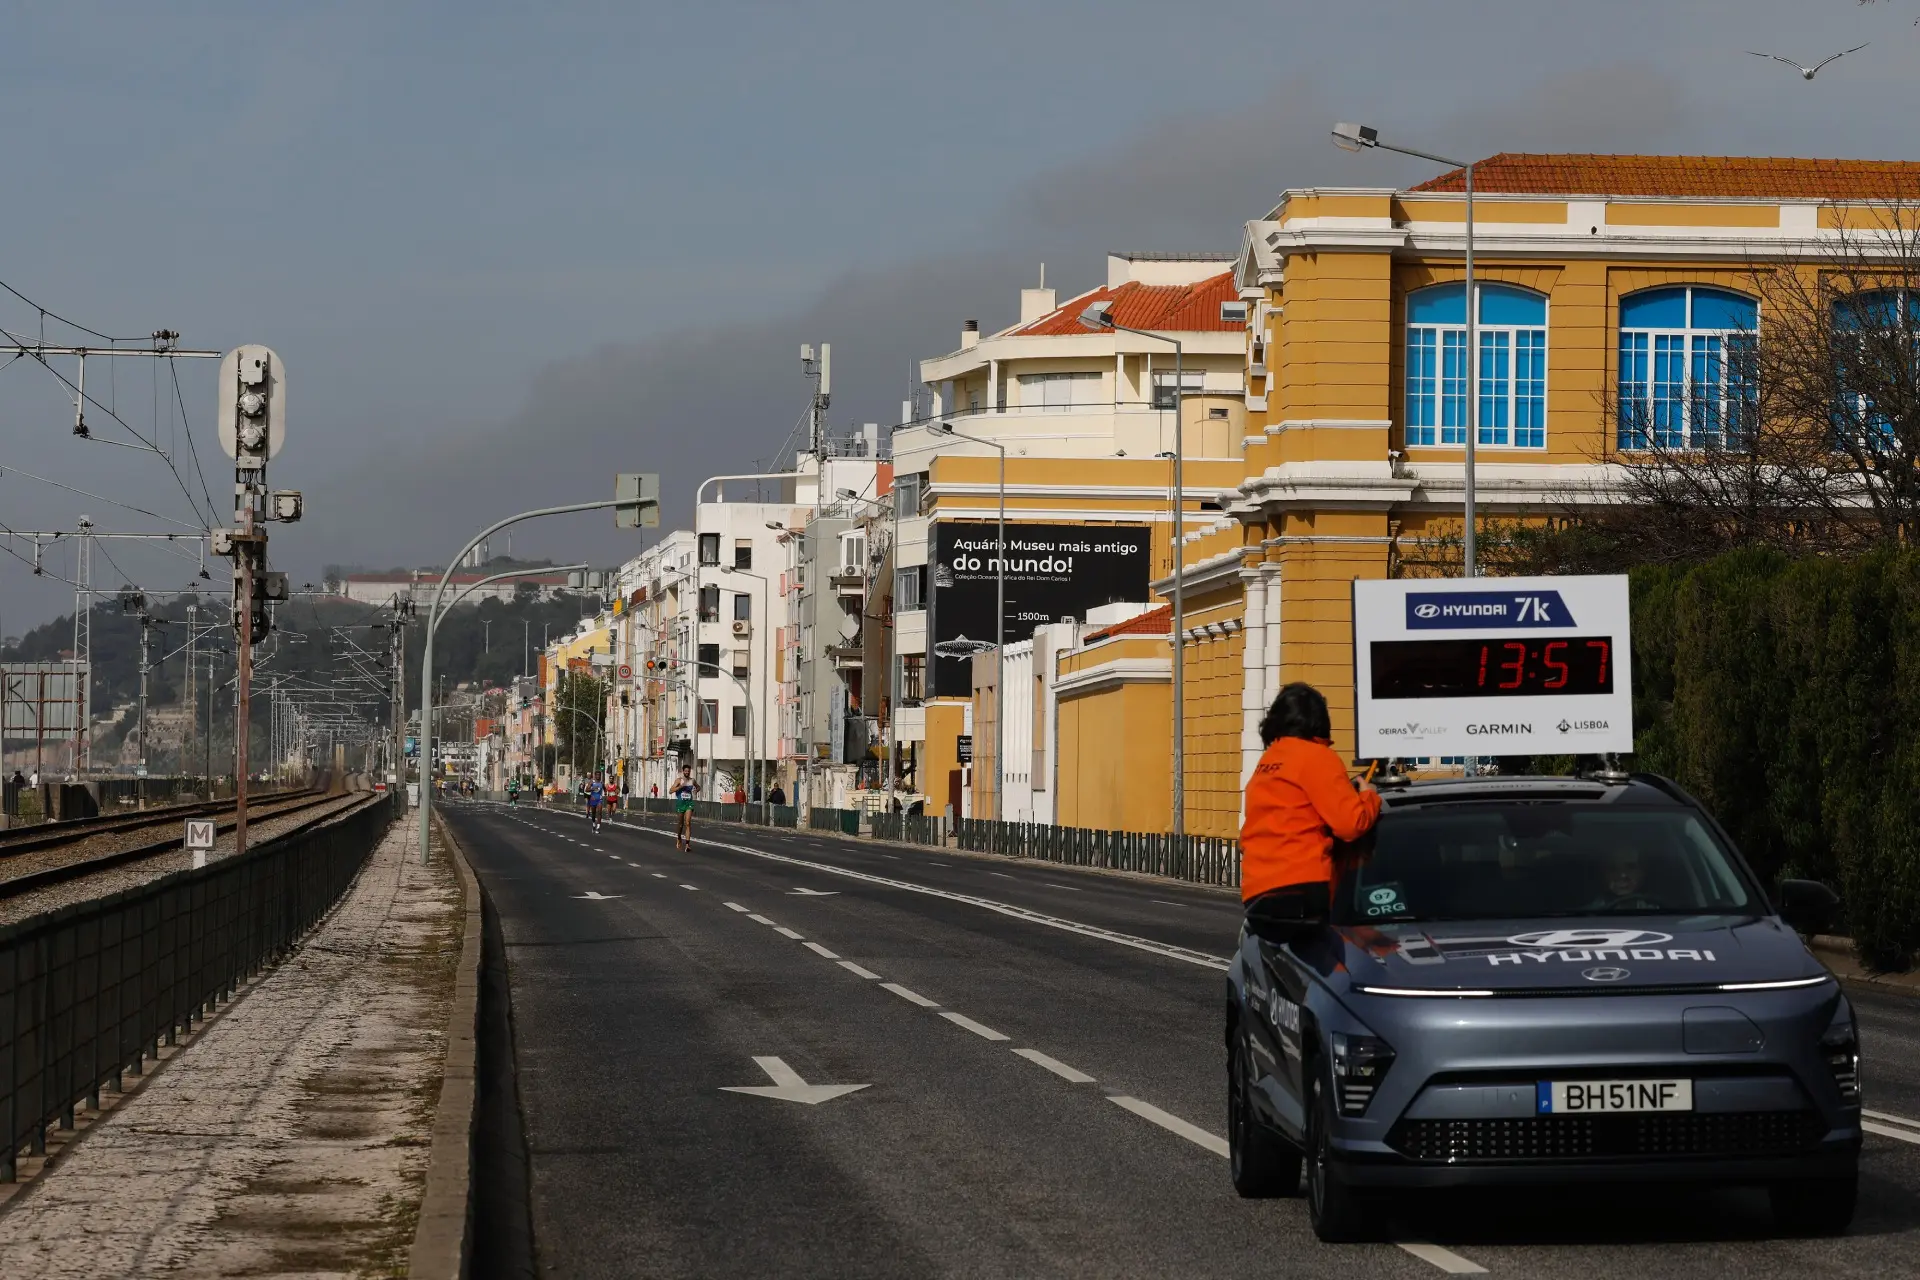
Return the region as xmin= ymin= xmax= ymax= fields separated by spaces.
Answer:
xmin=1409 ymin=153 xmax=1920 ymax=201
xmin=1084 ymin=605 xmax=1172 ymax=643
xmin=1012 ymin=271 xmax=1242 ymax=337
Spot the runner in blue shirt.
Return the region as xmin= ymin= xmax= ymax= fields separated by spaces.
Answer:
xmin=587 ymin=777 xmax=606 ymax=831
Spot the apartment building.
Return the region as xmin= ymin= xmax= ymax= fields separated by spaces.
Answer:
xmin=891 ymin=253 xmax=1248 ymax=817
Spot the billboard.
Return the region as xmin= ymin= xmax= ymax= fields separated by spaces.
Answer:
xmin=1352 ymin=575 xmax=1633 ymax=759
xmin=929 ymin=522 xmax=1152 ymax=697
xmin=1 ymin=663 xmax=85 ymax=735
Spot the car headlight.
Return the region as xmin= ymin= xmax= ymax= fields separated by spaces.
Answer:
xmin=1822 ymin=1002 xmax=1860 ymax=1104
xmin=1330 ymin=1032 xmax=1395 ymax=1117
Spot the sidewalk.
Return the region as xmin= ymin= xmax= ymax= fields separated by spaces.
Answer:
xmin=0 ymin=818 xmax=462 ymax=1278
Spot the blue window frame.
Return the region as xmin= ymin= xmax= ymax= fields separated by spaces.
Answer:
xmin=1618 ymin=287 xmax=1758 ymax=450
xmin=1832 ymin=290 xmax=1919 ymax=448
xmin=1405 ymin=283 xmax=1547 ymax=448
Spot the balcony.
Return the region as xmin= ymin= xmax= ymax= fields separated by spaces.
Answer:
xmin=827 ymin=641 xmax=863 ymax=671
xmin=831 ymin=570 xmax=866 ymax=607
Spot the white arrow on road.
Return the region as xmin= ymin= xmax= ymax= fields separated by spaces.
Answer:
xmin=788 ymin=887 xmax=840 ymax=896
xmin=720 ymin=1056 xmax=869 ymax=1105
xmin=573 ymin=891 xmax=623 ymax=900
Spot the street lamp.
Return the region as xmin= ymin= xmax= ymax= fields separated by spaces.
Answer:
xmin=1331 ymin=121 xmax=1478 ymax=577
xmin=931 ymin=421 xmax=1006 ymax=822
xmin=1079 ymin=301 xmax=1189 ymax=843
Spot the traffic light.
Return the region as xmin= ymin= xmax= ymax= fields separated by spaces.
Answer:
xmin=216 ymin=345 xmax=286 ymax=468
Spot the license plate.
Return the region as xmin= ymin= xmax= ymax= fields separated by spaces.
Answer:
xmin=1537 ymin=1079 xmax=1692 ymax=1114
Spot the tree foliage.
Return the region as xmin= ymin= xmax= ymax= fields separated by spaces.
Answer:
xmin=1631 ymin=551 xmax=1920 ymax=971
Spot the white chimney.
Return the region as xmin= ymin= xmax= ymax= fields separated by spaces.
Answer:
xmin=960 ymin=319 xmax=979 ymax=350
xmin=1019 ymin=263 xmax=1055 ymax=323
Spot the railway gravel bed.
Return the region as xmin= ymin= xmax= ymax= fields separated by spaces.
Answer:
xmin=0 ymin=794 xmax=375 ymax=928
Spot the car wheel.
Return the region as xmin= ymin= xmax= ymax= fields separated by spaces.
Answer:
xmin=1769 ymin=1176 xmax=1856 ymax=1236
xmin=1305 ymin=1070 xmax=1372 ymax=1242
xmin=1228 ymin=1029 xmax=1301 ymax=1198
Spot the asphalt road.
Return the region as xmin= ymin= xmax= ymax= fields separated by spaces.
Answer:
xmin=446 ymin=801 xmax=1920 ymax=1279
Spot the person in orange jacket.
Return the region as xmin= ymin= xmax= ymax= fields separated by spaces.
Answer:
xmin=1240 ymin=683 xmax=1381 ymax=929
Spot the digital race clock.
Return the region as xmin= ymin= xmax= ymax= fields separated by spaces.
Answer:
xmin=1370 ymin=636 xmax=1613 ymax=699
xmin=1352 ymin=576 xmax=1633 ymax=757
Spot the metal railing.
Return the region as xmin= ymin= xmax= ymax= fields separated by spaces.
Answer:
xmin=808 ymin=807 xmax=861 ymax=835
xmin=0 ymin=791 xmax=398 ymax=1181
xmin=870 ymin=813 xmax=946 ymax=846
xmin=956 ymin=818 xmax=1240 ymax=888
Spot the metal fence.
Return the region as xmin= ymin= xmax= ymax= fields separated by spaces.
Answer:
xmin=0 ymin=791 xmax=399 ymax=1181
xmin=870 ymin=813 xmax=946 ymax=846
xmin=956 ymin=818 xmax=1240 ymax=888
xmin=808 ymin=807 xmax=861 ymax=835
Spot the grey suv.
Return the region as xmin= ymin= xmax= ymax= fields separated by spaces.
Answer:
xmin=1225 ymin=774 xmax=1860 ymax=1241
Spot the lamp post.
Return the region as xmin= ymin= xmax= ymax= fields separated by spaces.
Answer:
xmin=931 ymin=422 xmax=1006 ymax=822
xmin=1332 ymin=121 xmax=1478 ymax=577
xmin=1079 ymin=303 xmax=1188 ymax=843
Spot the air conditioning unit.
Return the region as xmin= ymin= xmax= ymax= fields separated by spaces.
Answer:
xmin=731 ymin=619 xmax=752 ymax=637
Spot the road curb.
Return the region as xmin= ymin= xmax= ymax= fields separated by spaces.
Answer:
xmin=1810 ymin=934 xmax=1920 ymax=1000
xmin=409 ymin=809 xmax=482 ymax=1280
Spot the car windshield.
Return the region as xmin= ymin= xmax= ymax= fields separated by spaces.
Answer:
xmin=1334 ymin=803 xmax=1758 ymax=924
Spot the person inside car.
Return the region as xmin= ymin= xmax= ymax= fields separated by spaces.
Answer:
xmin=1240 ymin=682 xmax=1382 ymax=937
xmin=1587 ymin=847 xmax=1665 ymax=911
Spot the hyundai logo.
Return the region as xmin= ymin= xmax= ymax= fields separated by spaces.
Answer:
xmin=1582 ymin=966 xmax=1631 ymax=983
xmin=1506 ymin=929 xmax=1674 ymax=949
xmin=1413 ymin=602 xmax=1440 ymax=619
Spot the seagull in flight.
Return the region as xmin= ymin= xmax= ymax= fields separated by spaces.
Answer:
xmin=1747 ymin=43 xmax=1870 ymax=79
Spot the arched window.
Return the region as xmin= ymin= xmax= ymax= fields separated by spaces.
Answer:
xmin=1618 ymin=286 xmax=1757 ymax=450
xmin=1406 ymin=283 xmax=1547 ymax=449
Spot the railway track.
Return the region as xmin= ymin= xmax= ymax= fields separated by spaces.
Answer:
xmin=0 ymin=789 xmax=309 ymax=858
xmin=0 ymin=790 xmax=363 ymax=902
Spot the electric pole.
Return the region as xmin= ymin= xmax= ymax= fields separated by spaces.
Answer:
xmin=210 ymin=345 xmax=295 ymax=857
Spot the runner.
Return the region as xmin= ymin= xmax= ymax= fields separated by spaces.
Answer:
xmin=671 ymin=768 xmax=698 ymax=851
xmin=587 ymin=776 xmax=606 ymax=832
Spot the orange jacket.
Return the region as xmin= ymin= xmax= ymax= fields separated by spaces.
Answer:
xmin=1240 ymin=737 xmax=1381 ymax=902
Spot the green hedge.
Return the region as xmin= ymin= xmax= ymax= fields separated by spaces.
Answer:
xmin=1631 ymin=550 xmax=1920 ymax=969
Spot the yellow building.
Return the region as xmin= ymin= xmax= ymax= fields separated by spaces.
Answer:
xmin=1143 ymin=153 xmax=1920 ymax=839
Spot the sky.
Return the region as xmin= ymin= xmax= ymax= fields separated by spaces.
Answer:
xmin=3 ymin=0 xmax=1919 ymax=634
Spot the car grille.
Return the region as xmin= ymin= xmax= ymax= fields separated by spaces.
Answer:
xmin=1387 ymin=1111 xmax=1823 ymax=1163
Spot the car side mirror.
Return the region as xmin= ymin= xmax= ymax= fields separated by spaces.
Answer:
xmin=1775 ymin=878 xmax=1840 ymax=937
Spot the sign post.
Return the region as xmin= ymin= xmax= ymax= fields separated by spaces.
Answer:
xmin=185 ymin=817 xmax=216 ymax=869
xmin=1352 ymin=575 xmax=1633 ymax=762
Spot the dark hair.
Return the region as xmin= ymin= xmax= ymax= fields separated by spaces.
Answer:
xmin=1260 ymin=682 xmax=1331 ymax=746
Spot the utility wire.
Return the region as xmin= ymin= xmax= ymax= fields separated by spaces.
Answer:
xmin=0 ymin=277 xmax=139 ymax=344
xmin=170 ymin=358 xmax=220 ymax=526
xmin=0 ymin=463 xmax=203 ymax=529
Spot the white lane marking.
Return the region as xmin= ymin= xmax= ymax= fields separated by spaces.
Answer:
xmin=1864 ymin=1119 xmax=1920 ymax=1146
xmin=789 ymin=887 xmax=839 ymax=896
xmin=804 ymin=941 xmax=840 ymax=959
xmin=628 ymin=830 xmax=1229 ymax=972
xmin=881 ymin=982 xmax=938 ymax=1008
xmin=680 ymin=884 xmax=700 ymax=891
xmin=1864 ymin=1107 xmax=1920 ymax=1131
xmin=1151 ymin=899 xmax=1182 ymax=907
xmin=1396 ymin=1243 xmax=1488 ymax=1275
xmin=839 ymin=961 xmax=882 ymax=980
xmin=928 ymin=861 xmax=950 ymax=867
xmin=1013 ymin=1048 xmax=1095 ymax=1084
xmin=990 ymin=872 xmax=1014 ymax=879
xmin=748 ymin=914 xmax=776 ymax=926
xmin=939 ymin=1011 xmax=1009 ymax=1041
xmin=651 ymin=873 xmax=668 ymax=879
xmin=1107 ymin=1096 xmax=1229 ymax=1158
xmin=1043 ymin=882 xmax=1082 ymax=892
xmin=775 ymin=926 xmax=805 ymax=939
xmin=724 ymin=902 xmax=751 ymax=913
